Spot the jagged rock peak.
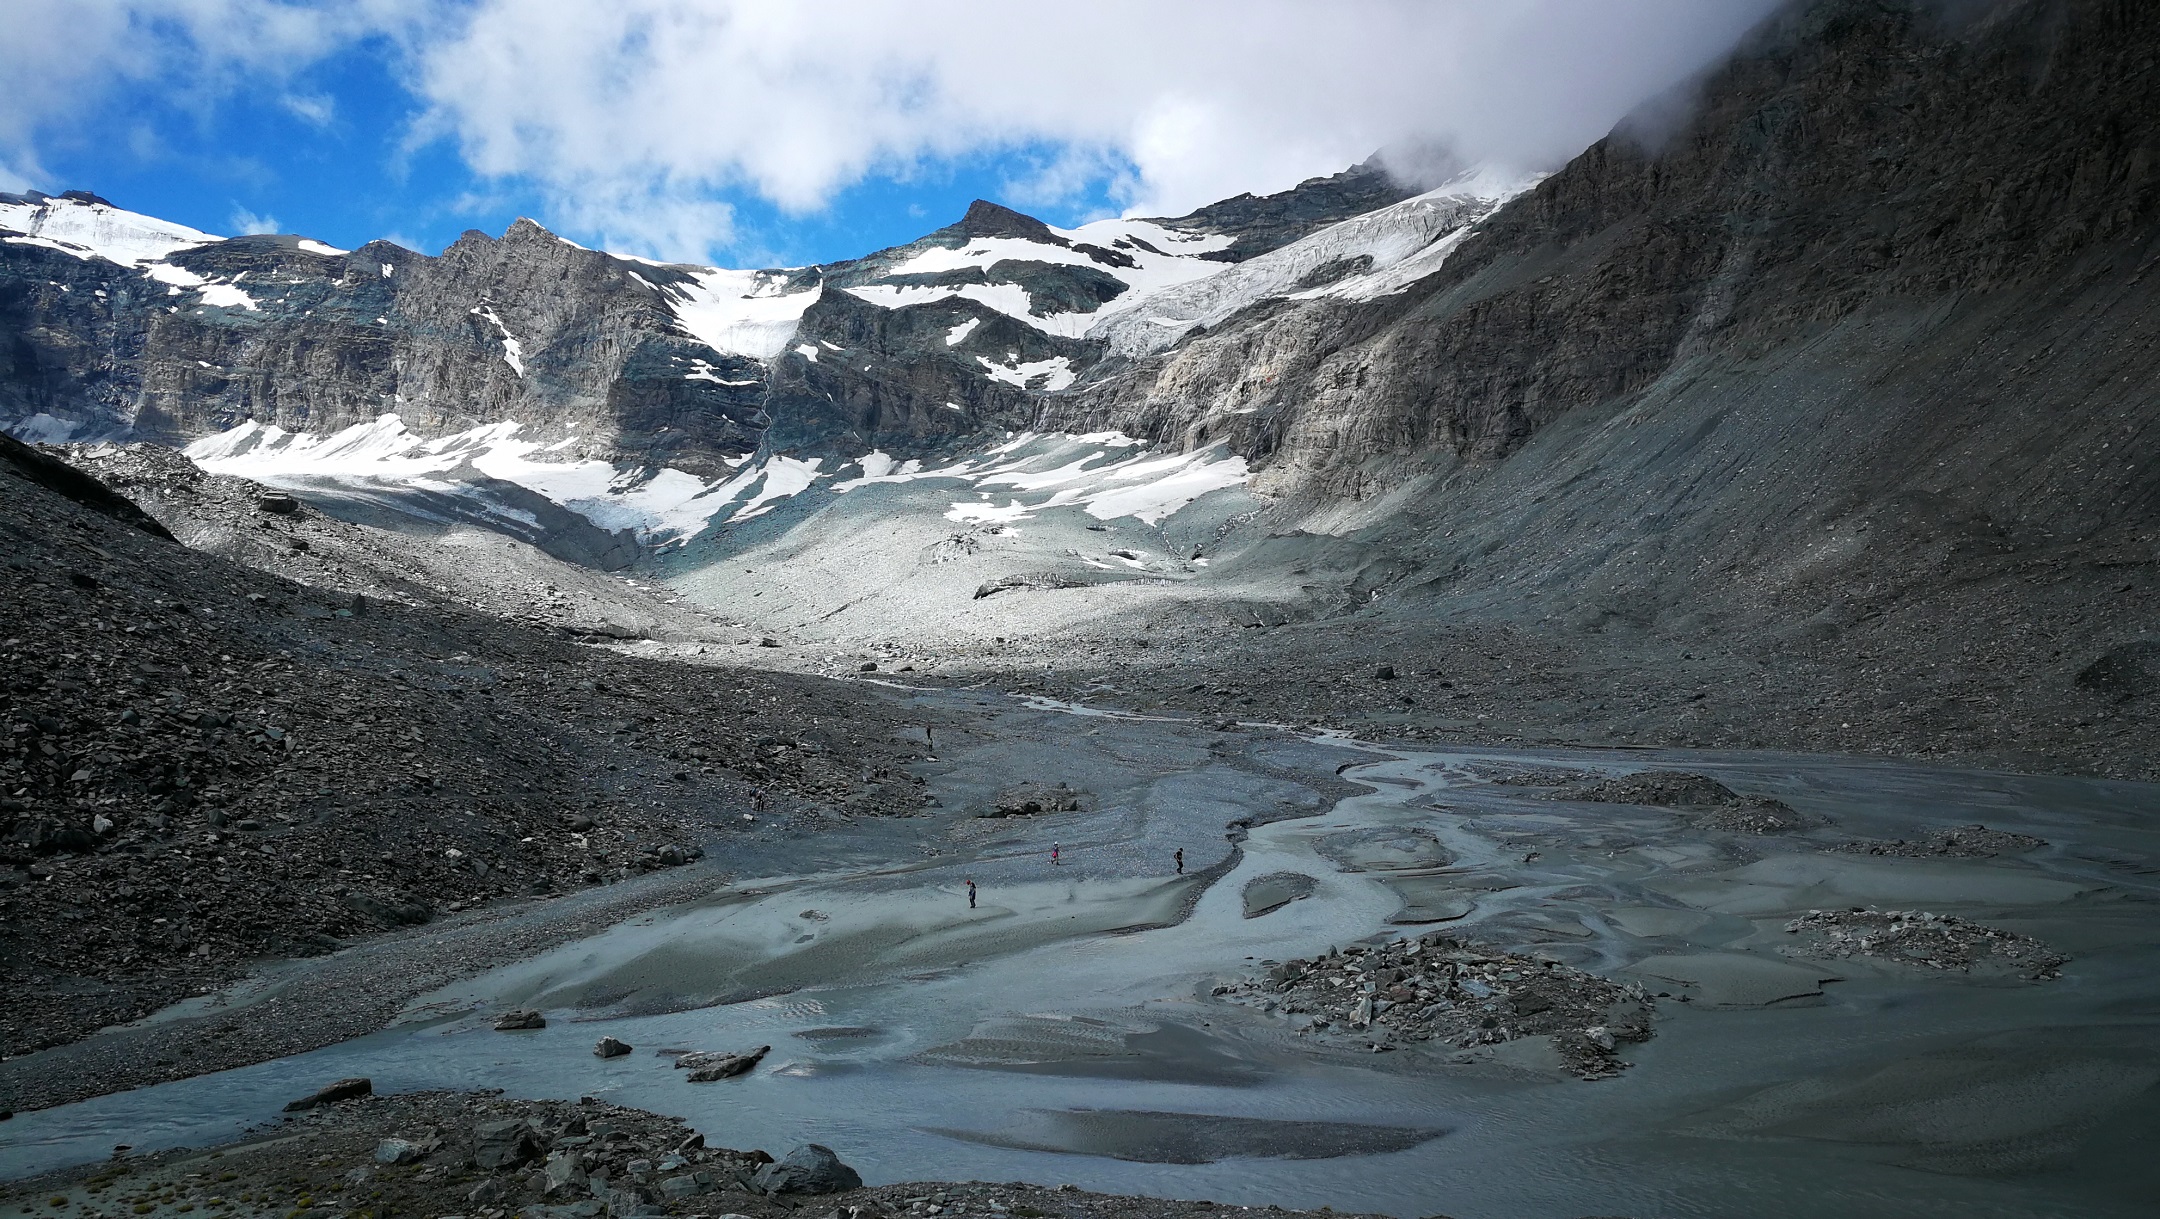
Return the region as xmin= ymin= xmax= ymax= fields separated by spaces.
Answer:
xmin=946 ymin=199 xmax=1067 ymax=246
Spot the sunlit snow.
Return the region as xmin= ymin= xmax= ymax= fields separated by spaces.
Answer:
xmin=1086 ymin=169 xmax=1539 ymax=357
xmin=664 ymin=269 xmax=821 ymax=360
xmin=976 ymin=354 xmax=1075 ymax=391
xmin=183 ymin=415 xmax=812 ymax=544
xmin=0 ymin=195 xmax=216 ymax=267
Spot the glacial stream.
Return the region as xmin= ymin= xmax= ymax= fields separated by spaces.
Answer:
xmin=5 ymin=690 xmax=2158 ymax=1218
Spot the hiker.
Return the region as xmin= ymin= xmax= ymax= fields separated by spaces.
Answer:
xmin=1175 ymin=848 xmax=1184 ymax=875
xmin=966 ymin=879 xmax=977 ymax=908
xmin=1052 ymin=842 xmax=1061 ymax=867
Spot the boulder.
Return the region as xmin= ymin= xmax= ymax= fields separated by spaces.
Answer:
xmin=8 ymin=817 xmax=98 ymax=855
xmin=282 ymin=1077 xmax=372 ymax=1112
xmin=472 ymin=1119 xmax=547 ymax=1170
xmin=374 ymin=1137 xmax=435 ymax=1165
xmin=752 ymin=1144 xmax=862 ymax=1195
xmin=542 ymin=1150 xmax=588 ymax=1196
xmin=657 ymin=1175 xmax=708 ymax=1201
xmin=2077 ymin=641 xmax=2160 ymax=700
xmin=495 ymin=1009 xmax=547 ymax=1030
xmin=681 ymin=1045 xmax=769 ymax=1081
xmin=594 ymin=1036 xmax=633 ymax=1058
xmin=258 ymin=493 xmax=300 ymax=515
xmin=341 ymin=890 xmax=432 ymax=926
xmin=985 ymin=782 xmax=1085 ymax=817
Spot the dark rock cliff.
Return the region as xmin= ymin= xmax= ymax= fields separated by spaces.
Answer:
xmin=0 ymin=217 xmax=771 ymax=476
xmin=1047 ymin=0 xmax=2160 ymax=498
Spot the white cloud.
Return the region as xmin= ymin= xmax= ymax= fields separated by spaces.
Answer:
xmin=282 ymin=92 xmax=337 ymax=126
xmin=4 ymin=0 xmax=1783 ymax=263
xmin=0 ymin=1 xmax=430 ymax=183
xmin=405 ymin=0 xmax=1785 ymax=247
xmin=229 ymin=206 xmax=281 ymax=234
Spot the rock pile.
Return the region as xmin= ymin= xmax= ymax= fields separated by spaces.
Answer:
xmin=1560 ymin=770 xmax=1827 ymax=834
xmin=1217 ymin=932 xmax=1656 ymax=1078
xmin=984 ymin=782 xmax=1085 ymax=817
xmin=1832 ymin=825 xmax=2048 ymax=858
xmin=0 ymin=1090 xmax=1387 ymax=1219
xmin=1781 ymin=908 xmax=2066 ymax=979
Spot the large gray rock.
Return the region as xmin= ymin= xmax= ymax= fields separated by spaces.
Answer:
xmin=542 ymin=1150 xmax=588 ymax=1196
xmin=282 ymin=1077 xmax=372 ymax=1112
xmin=676 ymin=1045 xmax=767 ymax=1080
xmin=472 ymin=1118 xmax=547 ymax=1170
xmin=751 ymin=1144 xmax=861 ymax=1195
xmin=374 ymin=1136 xmax=434 ymax=1165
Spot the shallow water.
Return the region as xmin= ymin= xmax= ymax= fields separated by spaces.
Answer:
xmin=6 ymin=698 xmax=2158 ymax=1218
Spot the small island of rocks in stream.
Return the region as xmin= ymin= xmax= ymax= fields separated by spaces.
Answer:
xmin=1216 ymin=932 xmax=1657 ymax=1079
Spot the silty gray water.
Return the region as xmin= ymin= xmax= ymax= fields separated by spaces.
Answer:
xmin=4 ymin=690 xmax=2157 ymax=1218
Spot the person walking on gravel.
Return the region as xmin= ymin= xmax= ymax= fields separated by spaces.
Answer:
xmin=1052 ymin=842 xmax=1061 ymax=867
xmin=966 ymin=879 xmax=977 ymax=908
xmin=1175 ymin=848 xmax=1184 ymax=875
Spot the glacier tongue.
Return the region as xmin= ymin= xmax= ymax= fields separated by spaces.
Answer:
xmin=1085 ymin=170 xmax=1540 ymax=358
xmin=183 ymin=415 xmax=809 ymax=546
xmin=0 ymin=192 xmax=218 ymax=267
xmin=662 ymin=267 xmax=822 ymax=361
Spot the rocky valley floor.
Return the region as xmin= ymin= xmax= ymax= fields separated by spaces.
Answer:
xmin=5 ymin=437 xmax=2159 ymax=1219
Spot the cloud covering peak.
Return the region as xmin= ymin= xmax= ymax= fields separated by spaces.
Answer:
xmin=2 ymin=0 xmax=1784 ymax=263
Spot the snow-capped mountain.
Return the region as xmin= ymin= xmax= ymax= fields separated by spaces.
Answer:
xmin=2 ymin=161 xmax=1472 ymax=556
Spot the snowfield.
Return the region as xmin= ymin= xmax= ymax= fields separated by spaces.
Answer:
xmin=184 ymin=417 xmax=1244 ymax=548
xmin=1085 ymin=169 xmax=1540 ymax=357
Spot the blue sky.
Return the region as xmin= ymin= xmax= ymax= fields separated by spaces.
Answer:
xmin=19 ymin=35 xmax=1132 ymax=266
xmin=0 ymin=1 xmax=1780 ymax=269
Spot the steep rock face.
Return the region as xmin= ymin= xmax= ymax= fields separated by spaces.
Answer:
xmin=1048 ymin=0 xmax=2160 ymax=498
xmin=1161 ymin=156 xmax=1422 ymax=262
xmin=762 ymin=291 xmax=1041 ymax=452
xmin=0 ymin=211 xmax=772 ymax=476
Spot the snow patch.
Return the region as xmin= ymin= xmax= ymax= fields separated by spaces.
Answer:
xmin=729 ymin=456 xmax=824 ymax=521
xmin=296 ymin=239 xmax=347 ymax=256
xmin=183 ymin=414 xmax=791 ymax=544
xmin=0 ymin=194 xmax=216 ymax=266
xmin=683 ymin=357 xmax=759 ymax=386
xmin=665 ymin=269 xmax=820 ymax=360
xmin=844 ymin=281 xmax=1096 ymax=338
xmin=5 ymin=413 xmax=82 ymax=444
xmin=944 ymin=317 xmax=980 ymax=346
xmin=196 ymin=283 xmax=259 ymax=311
xmin=471 ymin=306 xmax=525 ymax=375
xmin=1086 ymin=170 xmax=1538 ymax=357
xmin=976 ymin=354 xmax=1075 ymax=391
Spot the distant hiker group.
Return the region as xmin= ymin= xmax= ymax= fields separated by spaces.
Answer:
xmin=961 ymin=845 xmax=1189 ymax=907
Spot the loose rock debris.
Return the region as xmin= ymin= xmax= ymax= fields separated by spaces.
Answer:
xmin=1781 ymin=908 xmax=2067 ymax=979
xmin=1217 ymin=932 xmax=1656 ymax=1079
xmin=0 ymin=1091 xmax=1392 ymax=1219
xmin=1832 ymin=825 xmax=2049 ymax=858
xmin=1556 ymin=770 xmax=1827 ymax=833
